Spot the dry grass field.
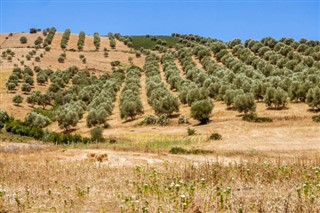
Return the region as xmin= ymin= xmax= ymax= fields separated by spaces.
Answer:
xmin=1 ymin=31 xmax=320 ymax=212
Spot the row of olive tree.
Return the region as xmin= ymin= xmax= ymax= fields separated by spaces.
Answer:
xmin=77 ymin=31 xmax=85 ymax=51
xmin=43 ymin=27 xmax=56 ymax=47
xmin=119 ymin=66 xmax=144 ymax=120
xmin=175 ymin=34 xmax=320 ymax=113
xmin=93 ymin=32 xmax=101 ymax=50
xmin=144 ymin=54 xmax=179 ymax=116
xmin=60 ymin=29 xmax=71 ymax=49
xmin=108 ymin=32 xmax=116 ymax=49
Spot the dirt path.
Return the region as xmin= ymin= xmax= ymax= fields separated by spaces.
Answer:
xmin=0 ymin=142 xmax=242 ymax=166
xmin=158 ymin=62 xmax=178 ymax=96
xmin=139 ymin=68 xmax=154 ymax=115
xmin=192 ymin=55 xmax=204 ymax=69
xmin=175 ymin=59 xmax=186 ymax=77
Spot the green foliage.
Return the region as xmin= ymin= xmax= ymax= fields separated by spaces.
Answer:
xmin=20 ymin=36 xmax=27 ymax=44
xmin=169 ymin=147 xmax=213 ymax=155
xmin=157 ymin=115 xmax=169 ymax=126
xmin=234 ymin=93 xmax=256 ymax=114
xmin=306 ymin=87 xmax=320 ymax=110
xmin=60 ymin=29 xmax=71 ymax=49
xmin=0 ymin=109 xmax=10 ymax=124
xmin=178 ymin=116 xmax=189 ymax=124
xmin=25 ymin=112 xmax=51 ymax=128
xmin=129 ymin=36 xmax=179 ymax=50
xmin=34 ymin=36 xmax=43 ymax=46
xmin=187 ymin=127 xmax=196 ymax=136
xmin=242 ymin=113 xmax=273 ymax=123
xmin=32 ymin=107 xmax=57 ymax=122
xmin=111 ymin=61 xmax=120 ymax=66
xmin=58 ymin=55 xmax=65 ymax=63
xmin=209 ymin=133 xmax=222 ymax=140
xmin=93 ymin=32 xmax=101 ymax=50
xmin=312 ymin=115 xmax=320 ymax=122
xmin=43 ymin=28 xmax=56 ymax=47
xmin=190 ymin=99 xmax=213 ymax=124
xmin=29 ymin=28 xmax=38 ymax=33
xmin=264 ymin=87 xmax=288 ymax=109
xmin=6 ymin=82 xmax=16 ymax=92
xmin=56 ymin=101 xmax=85 ymax=131
xmin=77 ymin=31 xmax=85 ymax=51
xmin=12 ymin=94 xmax=23 ymax=105
xmin=142 ymin=115 xmax=158 ymax=125
xmin=5 ymin=118 xmax=92 ymax=144
xmin=144 ymin=54 xmax=180 ymax=116
xmin=90 ymin=127 xmax=104 ymax=142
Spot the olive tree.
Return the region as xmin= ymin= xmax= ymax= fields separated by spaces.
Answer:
xmin=234 ymin=93 xmax=256 ymax=114
xmin=20 ymin=36 xmax=28 ymax=44
xmin=190 ymin=99 xmax=213 ymax=124
xmin=12 ymin=94 xmax=23 ymax=106
xmin=306 ymin=87 xmax=320 ymax=110
xmin=25 ymin=112 xmax=51 ymax=128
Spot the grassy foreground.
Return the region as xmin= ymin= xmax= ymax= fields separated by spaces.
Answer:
xmin=1 ymin=146 xmax=320 ymax=212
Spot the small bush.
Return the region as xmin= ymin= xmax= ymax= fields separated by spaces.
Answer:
xmin=13 ymin=95 xmax=23 ymax=106
xmin=157 ymin=115 xmax=169 ymax=126
xmin=170 ymin=147 xmax=213 ymax=155
xmin=187 ymin=127 xmax=196 ymax=136
xmin=242 ymin=113 xmax=273 ymax=123
xmin=111 ymin=61 xmax=120 ymax=66
xmin=169 ymin=147 xmax=188 ymax=154
xmin=178 ymin=116 xmax=188 ymax=124
xmin=143 ymin=115 xmax=158 ymax=125
xmin=58 ymin=56 xmax=65 ymax=63
xmin=312 ymin=115 xmax=320 ymax=122
xmin=103 ymin=122 xmax=110 ymax=129
xmin=209 ymin=133 xmax=222 ymax=140
xmin=20 ymin=36 xmax=27 ymax=44
xmin=90 ymin=127 xmax=104 ymax=142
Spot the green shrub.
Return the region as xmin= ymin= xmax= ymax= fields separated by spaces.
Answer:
xmin=169 ymin=147 xmax=188 ymax=154
xmin=157 ymin=115 xmax=169 ymax=126
xmin=169 ymin=147 xmax=213 ymax=155
xmin=111 ymin=61 xmax=120 ymax=66
xmin=12 ymin=94 xmax=23 ymax=106
xmin=20 ymin=36 xmax=27 ymax=44
xmin=209 ymin=133 xmax=222 ymax=140
xmin=178 ymin=116 xmax=188 ymax=124
xmin=90 ymin=127 xmax=104 ymax=142
xmin=58 ymin=56 xmax=65 ymax=63
xmin=312 ymin=115 xmax=320 ymax=122
xmin=0 ymin=109 xmax=10 ymax=124
xmin=187 ymin=127 xmax=196 ymax=136
xmin=242 ymin=113 xmax=273 ymax=123
xmin=25 ymin=112 xmax=51 ymax=128
xmin=143 ymin=115 xmax=158 ymax=125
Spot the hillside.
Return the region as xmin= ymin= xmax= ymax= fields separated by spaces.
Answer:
xmin=1 ymin=29 xmax=320 ymax=212
xmin=1 ymin=30 xmax=319 ymax=156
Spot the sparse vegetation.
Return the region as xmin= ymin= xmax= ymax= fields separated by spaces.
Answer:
xmin=20 ymin=36 xmax=28 ymax=44
xmin=93 ymin=32 xmax=100 ymax=50
xmin=77 ymin=31 xmax=85 ymax=51
xmin=1 ymin=29 xmax=320 ymax=212
xmin=60 ymin=28 xmax=71 ymax=49
xmin=209 ymin=132 xmax=222 ymax=140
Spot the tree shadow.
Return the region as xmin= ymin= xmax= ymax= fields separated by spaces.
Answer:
xmin=307 ymin=108 xmax=320 ymax=113
xmin=63 ymin=128 xmax=77 ymax=134
xmin=266 ymin=106 xmax=289 ymax=111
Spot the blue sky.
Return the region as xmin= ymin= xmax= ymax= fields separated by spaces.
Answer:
xmin=1 ymin=0 xmax=319 ymax=41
